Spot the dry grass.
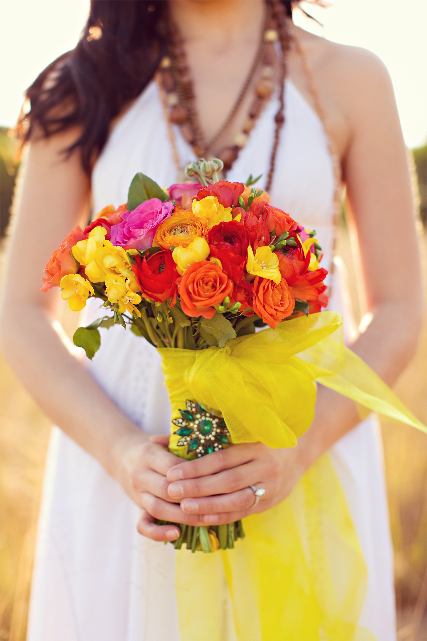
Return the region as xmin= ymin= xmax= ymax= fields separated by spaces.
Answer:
xmin=0 ymin=231 xmax=426 ymax=640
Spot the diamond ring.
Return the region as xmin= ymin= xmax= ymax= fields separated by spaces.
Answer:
xmin=249 ymin=485 xmax=266 ymax=507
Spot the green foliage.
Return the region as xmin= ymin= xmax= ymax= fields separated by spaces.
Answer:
xmin=0 ymin=126 xmax=20 ymax=239
xmin=127 ymin=172 xmax=169 ymax=211
xmin=413 ymin=143 xmax=427 ymax=226
xmin=73 ymin=327 xmax=101 ymax=360
xmin=199 ymin=312 xmax=236 ymax=348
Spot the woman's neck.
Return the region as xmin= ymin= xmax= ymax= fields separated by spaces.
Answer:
xmin=168 ymin=0 xmax=266 ymax=50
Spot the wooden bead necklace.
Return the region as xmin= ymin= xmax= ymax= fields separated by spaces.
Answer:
xmin=157 ymin=0 xmax=291 ymax=191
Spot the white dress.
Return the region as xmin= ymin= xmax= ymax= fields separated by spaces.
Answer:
xmin=27 ymin=80 xmax=397 ymax=641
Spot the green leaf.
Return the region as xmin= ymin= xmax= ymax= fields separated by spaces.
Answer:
xmin=73 ymin=327 xmax=101 ymax=360
xmin=170 ymin=305 xmax=191 ymax=327
xmin=244 ymin=173 xmax=263 ymax=187
xmin=127 ymin=172 xmax=169 ymax=210
xmin=200 ymin=312 xmax=236 ymax=348
xmin=294 ymin=300 xmax=310 ymax=316
xmin=99 ymin=317 xmax=115 ymax=329
xmin=199 ymin=326 xmax=218 ymax=347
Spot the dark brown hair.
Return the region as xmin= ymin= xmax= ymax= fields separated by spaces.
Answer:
xmin=19 ymin=0 xmax=299 ymax=173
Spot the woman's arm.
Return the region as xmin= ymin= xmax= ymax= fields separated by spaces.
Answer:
xmin=0 ymin=131 xmax=185 ymax=542
xmin=149 ymin=46 xmax=424 ymax=532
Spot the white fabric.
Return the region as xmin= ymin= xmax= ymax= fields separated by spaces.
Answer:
xmin=27 ymin=79 xmax=396 ymax=641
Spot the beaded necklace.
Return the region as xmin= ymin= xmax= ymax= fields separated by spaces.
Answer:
xmin=157 ymin=0 xmax=291 ymax=190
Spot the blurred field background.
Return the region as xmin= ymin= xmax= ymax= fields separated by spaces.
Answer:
xmin=0 ymin=126 xmax=426 ymax=640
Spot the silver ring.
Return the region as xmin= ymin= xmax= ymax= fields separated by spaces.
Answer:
xmin=249 ymin=485 xmax=266 ymax=507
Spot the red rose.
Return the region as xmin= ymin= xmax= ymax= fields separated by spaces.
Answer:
xmin=83 ymin=218 xmax=112 ymax=240
xmin=41 ymin=226 xmax=84 ymax=291
xmin=132 ymin=249 xmax=178 ymax=304
xmin=208 ymin=221 xmax=250 ymax=256
xmin=196 ymin=181 xmax=245 ymax=208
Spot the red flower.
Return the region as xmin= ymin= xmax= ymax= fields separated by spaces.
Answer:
xmin=207 ymin=221 xmax=249 ymax=257
xmin=261 ymin=204 xmax=298 ymax=237
xmin=132 ymin=249 xmax=178 ymax=304
xmin=83 ymin=218 xmax=112 ymax=240
xmin=231 ymin=280 xmax=254 ymax=315
xmin=240 ymin=210 xmax=270 ymax=249
xmin=196 ymin=181 xmax=245 ymax=208
xmin=41 ymin=226 xmax=84 ymax=291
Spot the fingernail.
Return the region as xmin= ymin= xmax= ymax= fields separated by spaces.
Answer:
xmin=204 ymin=514 xmax=218 ymax=525
xmin=182 ymin=500 xmax=198 ymax=513
xmin=168 ymin=482 xmax=184 ymax=498
xmin=166 ymin=528 xmax=180 ymax=540
xmin=168 ymin=468 xmax=183 ymax=482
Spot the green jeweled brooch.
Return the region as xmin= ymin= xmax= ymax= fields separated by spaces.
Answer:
xmin=172 ymin=400 xmax=230 ymax=458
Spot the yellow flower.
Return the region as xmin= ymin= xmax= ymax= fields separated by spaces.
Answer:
xmin=301 ymin=237 xmax=320 ymax=271
xmin=208 ymin=529 xmax=219 ymax=552
xmin=172 ymin=236 xmax=210 ymax=274
xmin=60 ymin=274 xmax=94 ymax=311
xmin=192 ymin=196 xmax=232 ymax=229
xmin=72 ymin=227 xmax=110 ymax=283
xmin=105 ymin=273 xmax=142 ymax=317
xmin=209 ymin=257 xmax=222 ymax=269
xmin=246 ymin=246 xmax=281 ymax=284
xmin=73 ymin=227 xmax=135 ymax=283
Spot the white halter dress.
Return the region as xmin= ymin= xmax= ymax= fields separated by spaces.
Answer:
xmin=27 ymin=79 xmax=397 ymax=641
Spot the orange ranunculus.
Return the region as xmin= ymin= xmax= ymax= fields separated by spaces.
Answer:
xmin=154 ymin=212 xmax=207 ymax=249
xmin=41 ymin=226 xmax=84 ymax=292
xmin=252 ymin=275 xmax=295 ymax=329
xmin=93 ymin=203 xmax=127 ymax=226
xmin=179 ymin=261 xmax=233 ymax=319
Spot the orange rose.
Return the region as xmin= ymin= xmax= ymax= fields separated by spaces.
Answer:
xmin=252 ymin=275 xmax=295 ymax=329
xmin=154 ymin=211 xmax=207 ymax=249
xmin=41 ymin=226 xmax=84 ymax=292
xmin=179 ymin=261 xmax=233 ymax=319
xmin=240 ymin=186 xmax=271 ymax=204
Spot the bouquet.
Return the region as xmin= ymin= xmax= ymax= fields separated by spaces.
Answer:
xmin=42 ymin=158 xmax=425 ymax=556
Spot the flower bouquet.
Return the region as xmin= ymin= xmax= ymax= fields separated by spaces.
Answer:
xmin=42 ymin=158 xmax=425 ymax=555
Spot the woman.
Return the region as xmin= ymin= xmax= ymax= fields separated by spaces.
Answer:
xmin=0 ymin=0 xmax=423 ymax=639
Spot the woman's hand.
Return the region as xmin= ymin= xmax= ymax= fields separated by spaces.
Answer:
xmin=162 ymin=441 xmax=308 ymax=526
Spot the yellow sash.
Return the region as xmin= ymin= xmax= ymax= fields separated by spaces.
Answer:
xmin=158 ymin=311 xmax=425 ymax=640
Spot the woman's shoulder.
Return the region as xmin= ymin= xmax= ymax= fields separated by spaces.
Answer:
xmin=291 ymin=25 xmax=396 ymax=158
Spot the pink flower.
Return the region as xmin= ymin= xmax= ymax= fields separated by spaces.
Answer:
xmin=110 ymin=199 xmax=174 ymax=251
xmin=168 ymin=183 xmax=202 ymax=209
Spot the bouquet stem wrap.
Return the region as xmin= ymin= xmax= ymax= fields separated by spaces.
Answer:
xmin=158 ymin=311 xmax=425 ymax=640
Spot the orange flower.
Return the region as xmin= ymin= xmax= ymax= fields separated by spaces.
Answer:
xmin=154 ymin=211 xmax=206 ymax=249
xmin=240 ymin=186 xmax=271 ymax=204
xmin=179 ymin=261 xmax=233 ymax=319
xmin=252 ymin=276 xmax=295 ymax=329
xmin=41 ymin=226 xmax=84 ymax=292
xmin=93 ymin=203 xmax=127 ymax=226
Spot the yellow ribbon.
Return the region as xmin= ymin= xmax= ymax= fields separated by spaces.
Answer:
xmin=158 ymin=311 xmax=425 ymax=640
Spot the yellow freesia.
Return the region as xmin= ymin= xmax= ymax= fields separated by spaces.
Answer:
xmin=60 ymin=274 xmax=94 ymax=311
xmin=246 ymin=246 xmax=281 ymax=284
xmin=73 ymin=226 xmax=135 ymax=283
xmin=301 ymin=237 xmax=320 ymax=271
xmin=105 ymin=273 xmax=142 ymax=317
xmin=172 ymin=237 xmax=210 ymax=274
xmin=192 ymin=196 xmax=232 ymax=229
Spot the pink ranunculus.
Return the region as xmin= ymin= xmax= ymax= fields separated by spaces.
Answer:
xmin=110 ymin=199 xmax=174 ymax=251
xmin=168 ymin=183 xmax=203 ymax=209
